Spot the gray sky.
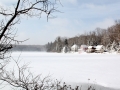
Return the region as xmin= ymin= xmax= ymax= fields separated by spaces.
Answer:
xmin=0 ymin=0 xmax=120 ymax=45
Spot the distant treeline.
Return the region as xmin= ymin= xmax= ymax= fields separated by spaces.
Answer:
xmin=11 ymin=45 xmax=46 ymax=52
xmin=46 ymin=20 xmax=120 ymax=52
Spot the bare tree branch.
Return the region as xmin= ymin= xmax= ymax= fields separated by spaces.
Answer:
xmin=0 ymin=0 xmax=59 ymax=59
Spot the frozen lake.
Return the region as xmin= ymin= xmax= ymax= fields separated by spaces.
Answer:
xmin=9 ymin=52 xmax=120 ymax=89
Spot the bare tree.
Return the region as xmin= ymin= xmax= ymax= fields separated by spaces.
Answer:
xmin=0 ymin=59 xmax=58 ymax=90
xmin=0 ymin=0 xmax=59 ymax=59
xmin=0 ymin=59 xmax=79 ymax=90
xmin=0 ymin=0 xmax=60 ymax=89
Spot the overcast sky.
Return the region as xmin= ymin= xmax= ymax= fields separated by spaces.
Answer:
xmin=0 ymin=0 xmax=120 ymax=45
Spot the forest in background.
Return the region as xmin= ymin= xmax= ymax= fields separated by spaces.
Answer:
xmin=46 ymin=20 xmax=120 ymax=52
xmin=11 ymin=20 xmax=120 ymax=52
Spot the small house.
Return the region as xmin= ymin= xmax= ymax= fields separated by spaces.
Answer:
xmin=78 ymin=45 xmax=88 ymax=53
xmin=86 ymin=46 xmax=96 ymax=53
xmin=95 ymin=45 xmax=104 ymax=53
xmin=71 ymin=44 xmax=79 ymax=52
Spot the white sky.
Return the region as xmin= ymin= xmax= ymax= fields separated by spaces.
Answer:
xmin=0 ymin=0 xmax=120 ymax=45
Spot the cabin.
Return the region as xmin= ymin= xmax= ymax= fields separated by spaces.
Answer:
xmin=71 ymin=44 xmax=79 ymax=52
xmin=95 ymin=45 xmax=104 ymax=53
xmin=86 ymin=46 xmax=96 ymax=53
xmin=86 ymin=45 xmax=104 ymax=53
xmin=78 ymin=45 xmax=88 ymax=53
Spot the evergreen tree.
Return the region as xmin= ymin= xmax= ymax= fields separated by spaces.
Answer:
xmin=64 ymin=39 xmax=69 ymax=53
xmin=56 ymin=37 xmax=62 ymax=52
xmin=64 ymin=39 xmax=68 ymax=46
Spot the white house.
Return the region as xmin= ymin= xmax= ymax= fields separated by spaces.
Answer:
xmin=95 ymin=45 xmax=104 ymax=53
xmin=78 ymin=45 xmax=88 ymax=53
xmin=71 ymin=44 xmax=79 ymax=52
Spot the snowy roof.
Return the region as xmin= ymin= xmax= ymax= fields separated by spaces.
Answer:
xmin=80 ymin=45 xmax=88 ymax=48
xmin=88 ymin=46 xmax=93 ymax=49
xmin=71 ymin=44 xmax=78 ymax=49
xmin=95 ymin=45 xmax=103 ymax=50
xmin=71 ymin=44 xmax=78 ymax=48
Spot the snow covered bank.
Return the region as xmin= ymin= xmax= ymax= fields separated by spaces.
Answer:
xmin=10 ymin=52 xmax=120 ymax=89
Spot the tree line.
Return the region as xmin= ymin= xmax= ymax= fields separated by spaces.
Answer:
xmin=46 ymin=20 xmax=120 ymax=52
xmin=10 ymin=45 xmax=46 ymax=51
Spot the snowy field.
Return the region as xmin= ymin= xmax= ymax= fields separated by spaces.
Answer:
xmin=4 ymin=52 xmax=120 ymax=89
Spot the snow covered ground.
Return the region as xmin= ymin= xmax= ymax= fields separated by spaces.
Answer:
xmin=4 ymin=52 xmax=120 ymax=89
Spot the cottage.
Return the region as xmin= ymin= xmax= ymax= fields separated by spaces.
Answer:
xmin=95 ymin=45 xmax=104 ymax=53
xmin=78 ymin=45 xmax=88 ymax=53
xmin=86 ymin=46 xmax=96 ymax=53
xmin=71 ymin=44 xmax=79 ymax=52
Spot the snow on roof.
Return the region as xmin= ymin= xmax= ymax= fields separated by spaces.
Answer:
xmin=81 ymin=45 xmax=88 ymax=48
xmin=71 ymin=44 xmax=78 ymax=48
xmin=88 ymin=46 xmax=93 ymax=49
xmin=71 ymin=44 xmax=79 ymax=51
xmin=96 ymin=45 xmax=103 ymax=50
